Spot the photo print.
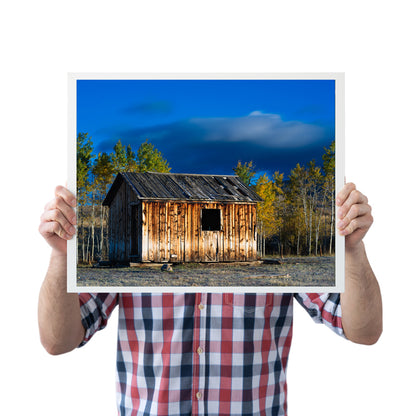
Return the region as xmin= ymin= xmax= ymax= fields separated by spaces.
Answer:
xmin=67 ymin=73 xmax=345 ymax=293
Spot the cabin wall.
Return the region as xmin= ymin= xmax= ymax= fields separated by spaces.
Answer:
xmin=140 ymin=201 xmax=257 ymax=262
xmin=107 ymin=181 xmax=141 ymax=263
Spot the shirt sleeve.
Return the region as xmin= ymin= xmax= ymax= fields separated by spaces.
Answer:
xmin=294 ymin=293 xmax=345 ymax=337
xmin=78 ymin=293 xmax=119 ymax=347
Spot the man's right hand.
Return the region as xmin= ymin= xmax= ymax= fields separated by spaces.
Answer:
xmin=39 ymin=186 xmax=77 ymax=255
xmin=38 ymin=186 xmax=85 ymax=355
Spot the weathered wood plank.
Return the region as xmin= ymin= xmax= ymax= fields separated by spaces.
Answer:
xmin=167 ymin=202 xmax=172 ymax=262
xmin=192 ymin=203 xmax=200 ymax=262
xmin=170 ymin=203 xmax=178 ymax=261
xmin=198 ymin=203 xmax=205 ymax=261
xmin=142 ymin=202 xmax=148 ymax=262
xmin=160 ymin=202 xmax=168 ymax=262
xmin=185 ymin=203 xmax=191 ymax=262
xmin=230 ymin=203 xmax=236 ymax=261
xmin=218 ymin=203 xmax=224 ymax=262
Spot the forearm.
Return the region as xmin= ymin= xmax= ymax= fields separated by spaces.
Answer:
xmin=341 ymin=242 xmax=382 ymax=345
xmin=38 ymin=251 xmax=85 ymax=355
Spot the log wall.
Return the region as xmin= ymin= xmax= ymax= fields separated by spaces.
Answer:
xmin=140 ymin=201 xmax=258 ymax=263
xmin=108 ymin=191 xmax=258 ymax=263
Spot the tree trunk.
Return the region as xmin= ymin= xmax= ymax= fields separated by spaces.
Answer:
xmin=86 ymin=227 xmax=90 ymax=264
xmin=315 ymin=206 xmax=324 ymax=256
xmin=91 ymin=191 xmax=95 ymax=263
xmin=308 ymin=204 xmax=313 ymax=256
xmin=329 ymin=193 xmax=335 ymax=255
xmin=80 ymin=206 xmax=86 ymax=263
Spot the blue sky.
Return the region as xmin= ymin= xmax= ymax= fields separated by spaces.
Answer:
xmin=77 ymin=78 xmax=335 ymax=179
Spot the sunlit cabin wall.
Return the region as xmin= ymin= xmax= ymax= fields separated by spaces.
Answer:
xmin=140 ymin=200 xmax=258 ymax=263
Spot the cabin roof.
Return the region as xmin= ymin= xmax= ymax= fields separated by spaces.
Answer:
xmin=102 ymin=171 xmax=263 ymax=206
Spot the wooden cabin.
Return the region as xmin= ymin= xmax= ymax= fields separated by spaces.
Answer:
xmin=102 ymin=172 xmax=263 ymax=264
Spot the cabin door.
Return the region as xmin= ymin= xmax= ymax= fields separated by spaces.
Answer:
xmin=201 ymin=208 xmax=222 ymax=262
xmin=203 ymin=231 xmax=220 ymax=262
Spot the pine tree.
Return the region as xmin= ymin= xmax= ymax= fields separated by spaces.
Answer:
xmin=77 ymin=132 xmax=94 ymax=200
xmin=136 ymin=139 xmax=171 ymax=172
xmin=111 ymin=139 xmax=129 ymax=173
xmin=233 ymin=161 xmax=256 ymax=185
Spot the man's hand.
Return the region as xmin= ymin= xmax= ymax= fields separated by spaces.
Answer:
xmin=39 ymin=186 xmax=77 ymax=255
xmin=38 ymin=186 xmax=85 ymax=355
xmin=336 ymin=182 xmax=382 ymax=345
xmin=336 ymin=182 xmax=373 ymax=252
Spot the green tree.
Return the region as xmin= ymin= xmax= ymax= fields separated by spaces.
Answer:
xmin=272 ymin=171 xmax=286 ymax=256
xmin=76 ymin=133 xmax=94 ymax=262
xmin=288 ymin=160 xmax=325 ymax=255
xmin=288 ymin=163 xmax=309 ymax=255
xmin=77 ymin=132 xmax=94 ymax=200
xmin=92 ymin=152 xmax=114 ymax=257
xmin=233 ymin=160 xmax=256 ymax=185
xmin=110 ymin=140 xmax=142 ymax=173
xmin=136 ymin=139 xmax=171 ymax=172
xmin=322 ymin=140 xmax=335 ymax=177
xmin=307 ymin=160 xmax=324 ymax=255
xmin=322 ymin=140 xmax=335 ymax=254
xmin=93 ymin=152 xmax=114 ymax=192
xmin=126 ymin=144 xmax=138 ymax=171
xmin=111 ymin=139 xmax=129 ymax=173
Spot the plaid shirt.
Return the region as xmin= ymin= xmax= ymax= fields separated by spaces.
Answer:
xmin=79 ymin=292 xmax=343 ymax=416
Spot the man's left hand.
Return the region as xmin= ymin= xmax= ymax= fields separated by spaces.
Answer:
xmin=336 ymin=182 xmax=373 ymax=251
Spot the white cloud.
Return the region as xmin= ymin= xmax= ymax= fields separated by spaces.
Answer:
xmin=248 ymin=110 xmax=281 ymax=119
xmin=187 ymin=112 xmax=324 ymax=148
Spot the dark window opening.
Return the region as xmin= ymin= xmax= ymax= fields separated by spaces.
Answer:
xmin=201 ymin=209 xmax=221 ymax=231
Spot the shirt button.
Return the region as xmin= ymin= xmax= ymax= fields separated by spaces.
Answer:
xmin=198 ymin=303 xmax=204 ymax=310
xmin=197 ymin=346 xmax=203 ymax=354
xmin=196 ymin=392 xmax=202 ymax=400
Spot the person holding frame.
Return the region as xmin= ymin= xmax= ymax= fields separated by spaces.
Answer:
xmin=38 ymin=182 xmax=382 ymax=415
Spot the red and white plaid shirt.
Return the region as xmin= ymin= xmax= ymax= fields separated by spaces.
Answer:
xmin=79 ymin=292 xmax=343 ymax=416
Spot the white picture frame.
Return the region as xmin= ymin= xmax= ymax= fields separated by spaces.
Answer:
xmin=67 ymin=72 xmax=345 ymax=293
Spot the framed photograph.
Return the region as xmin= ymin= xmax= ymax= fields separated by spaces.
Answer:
xmin=67 ymin=73 xmax=344 ymax=293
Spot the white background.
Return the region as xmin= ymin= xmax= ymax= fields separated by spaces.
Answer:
xmin=1 ymin=1 xmax=414 ymax=415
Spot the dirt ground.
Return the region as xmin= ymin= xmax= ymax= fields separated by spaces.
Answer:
xmin=77 ymin=256 xmax=335 ymax=288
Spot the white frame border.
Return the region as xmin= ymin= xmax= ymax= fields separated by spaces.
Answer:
xmin=67 ymin=72 xmax=345 ymax=293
